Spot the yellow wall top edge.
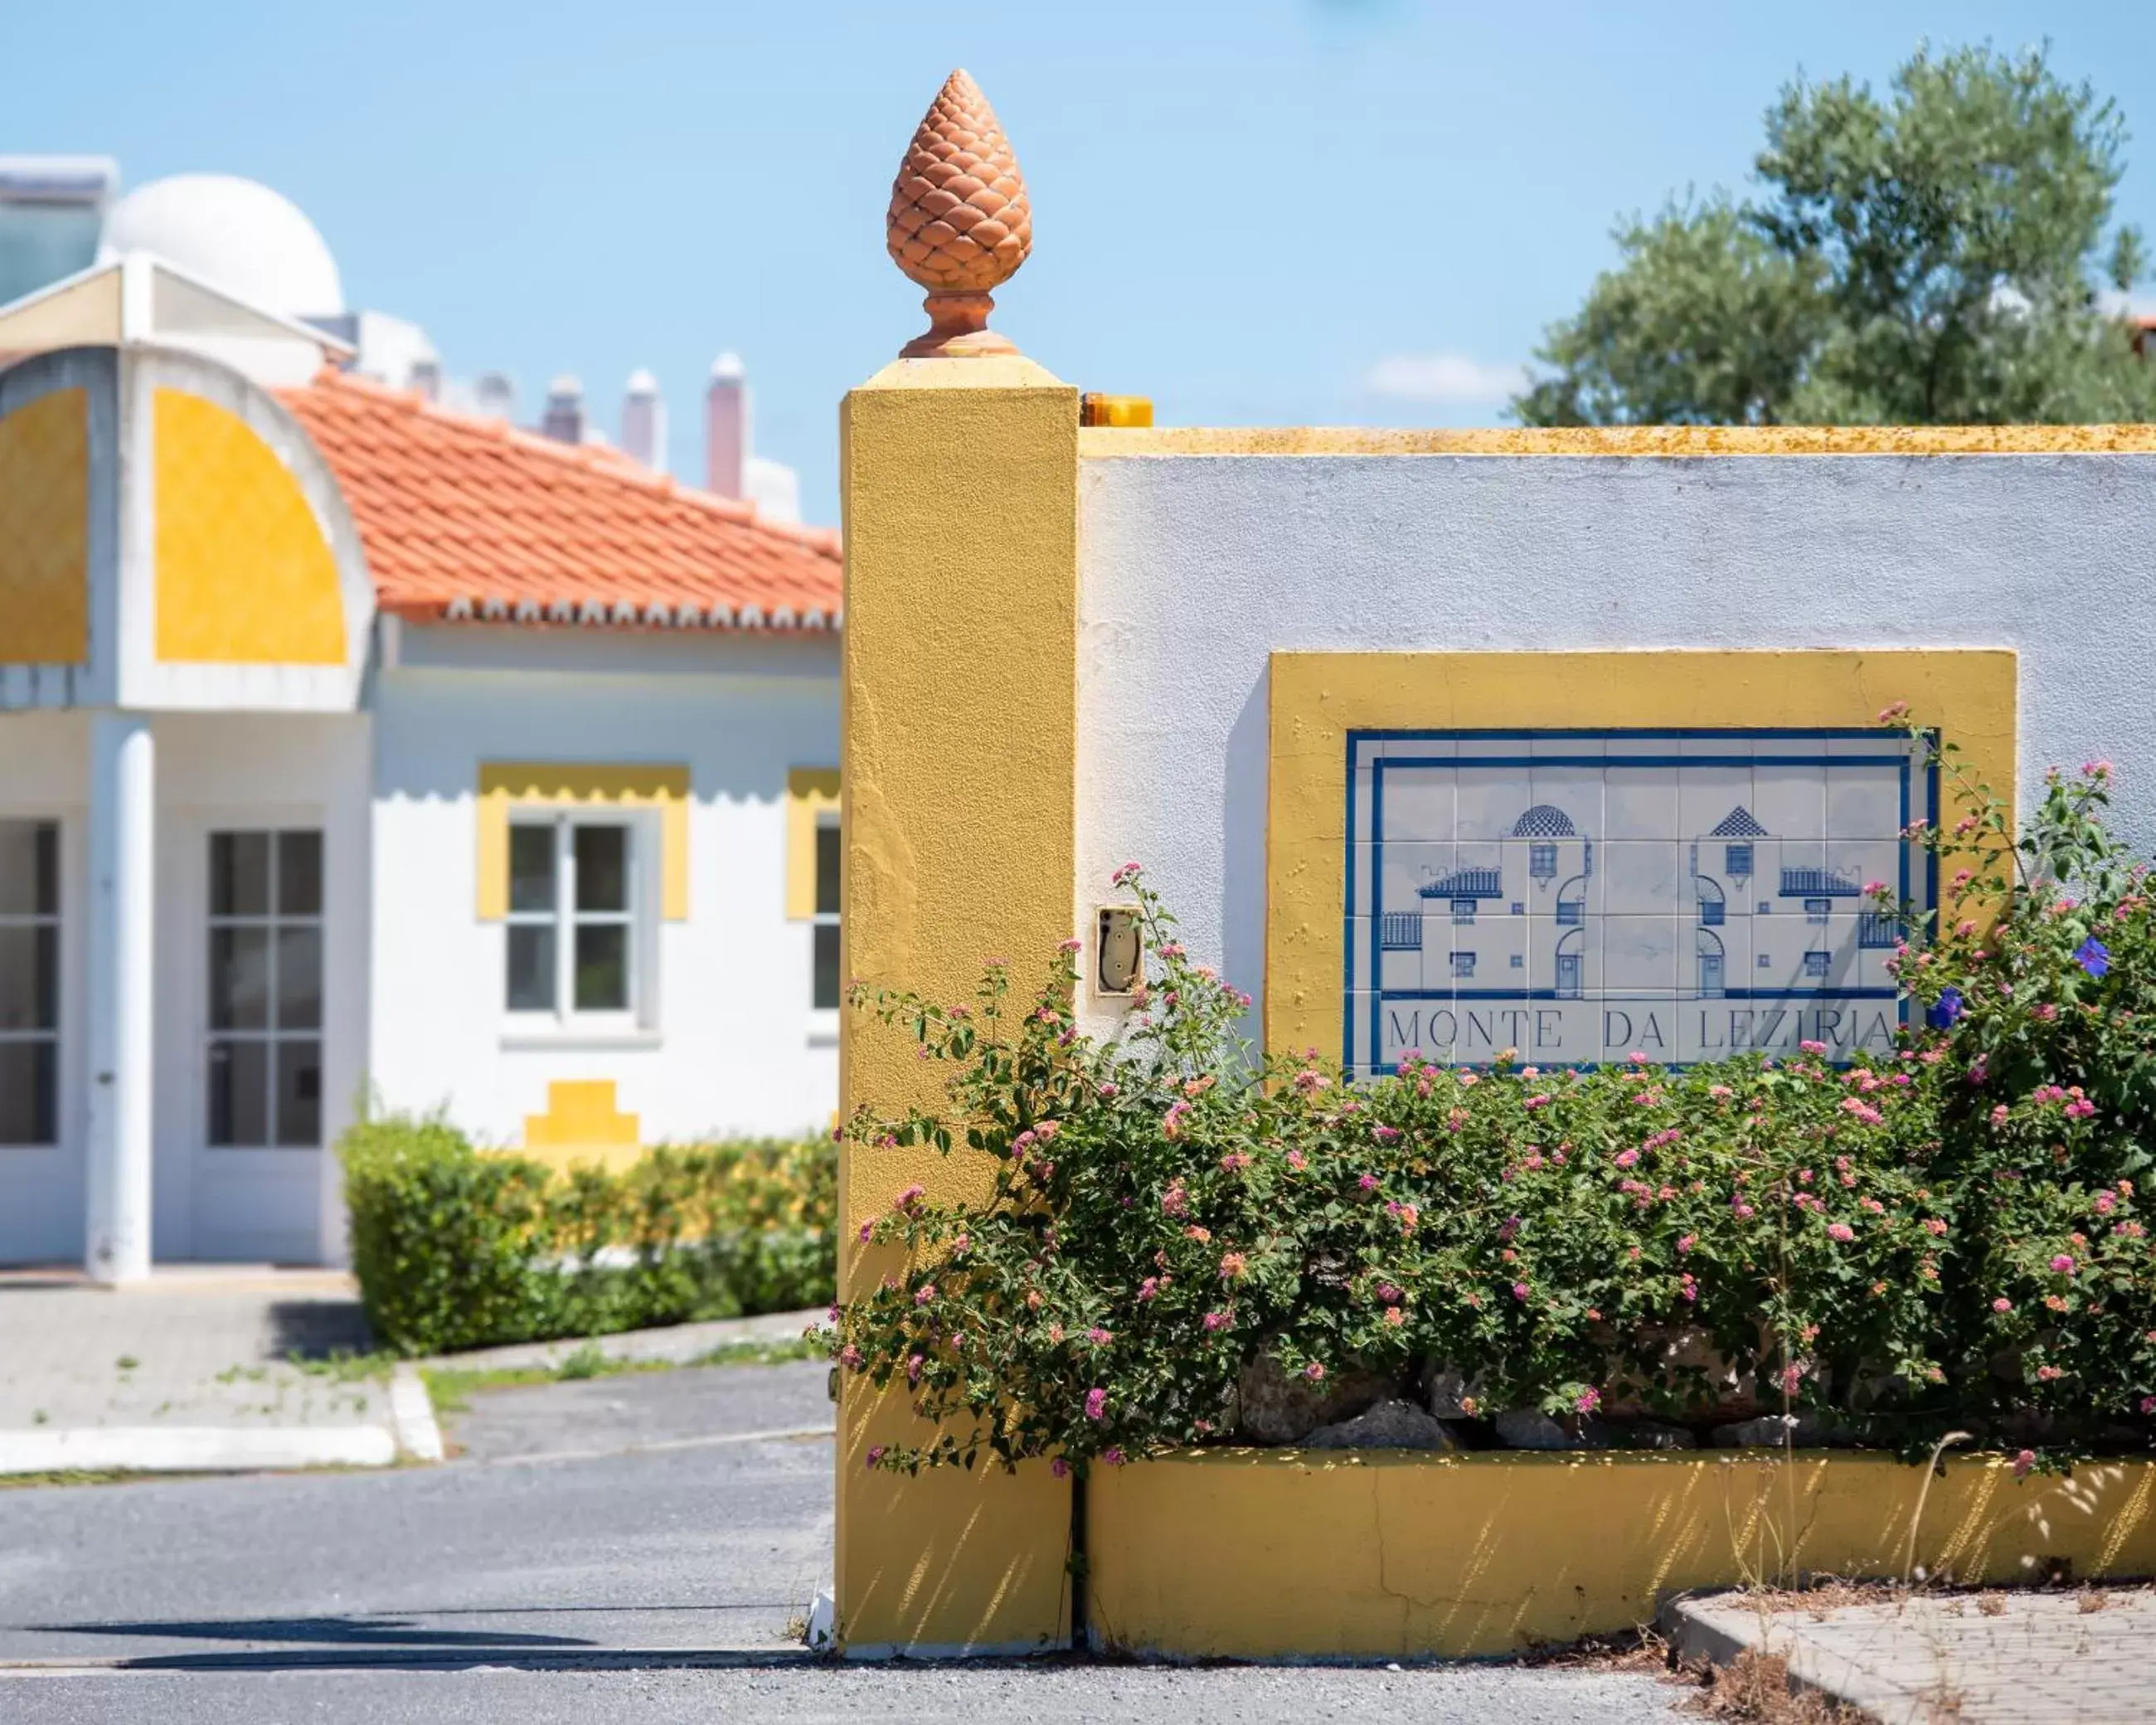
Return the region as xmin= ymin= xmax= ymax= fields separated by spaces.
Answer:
xmin=1081 ymin=424 xmax=2156 ymax=459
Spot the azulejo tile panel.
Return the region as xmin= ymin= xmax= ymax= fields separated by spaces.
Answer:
xmin=1343 ymin=730 xmax=1933 ymax=1074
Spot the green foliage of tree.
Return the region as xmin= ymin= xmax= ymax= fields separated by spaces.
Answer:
xmin=1515 ymin=45 xmax=2156 ymax=427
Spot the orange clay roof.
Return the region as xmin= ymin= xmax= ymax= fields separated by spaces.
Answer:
xmin=275 ymin=368 xmax=842 ymax=631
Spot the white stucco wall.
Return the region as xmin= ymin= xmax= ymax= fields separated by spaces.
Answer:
xmin=1075 ymin=450 xmax=2156 ymax=1033
xmin=369 ymin=637 xmax=842 ymax=1148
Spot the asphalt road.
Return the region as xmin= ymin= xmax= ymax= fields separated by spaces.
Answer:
xmin=0 ymin=1357 xmax=1693 ymax=1723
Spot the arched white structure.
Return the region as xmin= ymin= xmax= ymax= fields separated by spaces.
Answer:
xmin=101 ymin=173 xmax=344 ymax=318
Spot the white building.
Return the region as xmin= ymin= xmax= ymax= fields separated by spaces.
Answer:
xmin=0 ymin=173 xmax=842 ymax=1276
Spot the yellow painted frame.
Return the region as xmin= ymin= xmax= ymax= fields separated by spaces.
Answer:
xmin=784 ymin=767 xmax=841 ymax=919
xmin=1265 ymin=650 xmax=2018 ymax=1061
xmin=476 ymin=762 xmax=690 ymax=921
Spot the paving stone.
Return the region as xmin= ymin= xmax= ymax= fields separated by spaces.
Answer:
xmin=1669 ymin=1587 xmax=2156 ymax=1724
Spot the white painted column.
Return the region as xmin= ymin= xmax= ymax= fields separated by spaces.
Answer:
xmin=85 ymin=711 xmax=154 ymax=1283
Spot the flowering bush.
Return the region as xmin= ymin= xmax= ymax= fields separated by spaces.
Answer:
xmin=832 ymin=728 xmax=2156 ymax=1476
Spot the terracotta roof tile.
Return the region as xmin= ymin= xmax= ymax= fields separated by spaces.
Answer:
xmin=275 ymin=369 xmax=842 ymax=631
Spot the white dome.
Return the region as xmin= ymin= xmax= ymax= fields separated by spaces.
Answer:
xmin=100 ymin=173 xmax=343 ymax=317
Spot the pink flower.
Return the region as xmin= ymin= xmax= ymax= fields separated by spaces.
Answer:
xmin=1103 ymin=1446 xmax=1129 ymax=1466
xmin=1384 ymin=1306 xmax=1405 ymax=1326
xmin=1877 ymin=701 xmax=1910 ymax=724
xmin=1218 ymin=1251 xmax=1248 ymax=1280
xmin=1285 ymin=1149 xmax=1308 ymax=1171
xmin=2013 ymin=1449 xmax=2037 ymax=1479
xmin=1058 ymin=937 xmax=1083 ymax=954
xmin=1993 ymin=1297 xmax=2013 ymax=1313
xmin=857 ymin=1221 xmax=874 ymax=1243
xmin=1202 ymin=1310 xmax=1231 ymax=1334
xmin=2142 ymin=1397 xmax=2156 ymax=1416
xmin=1862 ymin=881 xmax=1888 ymax=897
xmin=1087 ymin=1327 xmax=1113 ymax=1346
xmin=1137 ymin=1277 xmax=1159 ymax=1302
xmin=1357 ymin=1173 xmax=1380 ymax=1193
xmin=913 ymin=1282 xmax=936 ymax=1305
xmin=1293 ymin=1067 xmax=1329 ymax=1095
xmin=1084 ymin=1387 xmax=1108 ymax=1421
xmin=1677 ymin=1233 xmax=1697 ymax=1255
xmin=1161 ymin=1182 xmax=1189 ymax=1217
xmin=1827 ymin=1222 xmax=1856 ymax=1243
xmin=839 ymin=1344 xmax=862 ymax=1368
xmin=906 ymin=1353 xmax=924 ymax=1384
xmin=1111 ymin=862 xmax=1142 ymax=887
xmin=1050 ymin=1456 xmax=1070 ymax=1478
xmin=1303 ymin=1362 xmax=1326 ymax=1382
xmin=894 ymin=1183 xmax=927 ymax=1212
xmin=866 ymin=1445 xmax=886 ymax=1470
xmin=2051 ymin=1254 xmax=2076 ymax=1276
xmin=1575 ymin=1387 xmax=1601 ymax=1414
xmin=1097 ymin=1081 xmax=1119 ymax=1099
xmin=1800 ymin=1039 xmax=1828 ymax=1056
xmin=1512 ymin=1281 xmax=1531 ymax=1302
xmin=1629 ymin=1052 xmax=1649 ymax=1066
xmin=1840 ymin=1098 xmax=1884 ymax=1125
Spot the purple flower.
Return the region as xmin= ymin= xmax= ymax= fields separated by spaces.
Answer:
xmin=1085 ymin=1387 xmax=1108 ymax=1421
xmin=1927 ymin=986 xmax=1964 ymax=1031
xmin=2076 ymin=937 xmax=2110 ymax=979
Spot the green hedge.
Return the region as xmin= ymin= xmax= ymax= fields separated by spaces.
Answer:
xmin=341 ymin=1115 xmax=836 ymax=1355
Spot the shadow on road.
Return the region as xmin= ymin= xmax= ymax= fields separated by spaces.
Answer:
xmin=24 ymin=1612 xmax=818 ymax=1673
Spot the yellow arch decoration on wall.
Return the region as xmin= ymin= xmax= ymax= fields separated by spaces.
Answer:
xmin=153 ymin=388 xmax=347 ymax=664
xmin=0 ymin=388 xmax=90 ymax=666
xmin=784 ymin=767 xmax=840 ymax=919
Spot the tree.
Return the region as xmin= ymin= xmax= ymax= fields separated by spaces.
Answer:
xmin=1514 ymin=45 xmax=2156 ymax=427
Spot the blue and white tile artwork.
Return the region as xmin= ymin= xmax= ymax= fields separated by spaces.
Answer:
xmin=1343 ymin=729 xmax=1935 ymax=1076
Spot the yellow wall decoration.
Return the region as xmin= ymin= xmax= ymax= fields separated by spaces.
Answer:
xmin=519 ymin=1079 xmax=642 ymax=1175
xmin=153 ymin=388 xmax=347 ymax=664
xmin=475 ymin=762 xmax=691 ymax=921
xmin=784 ymin=767 xmax=840 ymax=919
xmin=0 ymin=388 xmax=90 ymax=665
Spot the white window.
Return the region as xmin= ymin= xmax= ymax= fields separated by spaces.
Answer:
xmin=812 ymin=814 xmax=841 ymax=1010
xmin=0 ymin=820 xmax=59 ymax=1147
xmin=505 ymin=814 xmax=647 ymax=1025
xmin=206 ymin=830 xmax=323 ymax=1149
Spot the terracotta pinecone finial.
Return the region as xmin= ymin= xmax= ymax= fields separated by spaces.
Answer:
xmin=886 ymin=69 xmax=1032 ymax=358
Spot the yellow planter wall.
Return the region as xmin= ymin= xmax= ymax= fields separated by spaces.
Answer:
xmin=1090 ymin=1450 xmax=2156 ymax=1659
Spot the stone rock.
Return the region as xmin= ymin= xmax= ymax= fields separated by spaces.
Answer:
xmin=1617 ymin=1419 xmax=1697 ymax=1450
xmin=1420 ymin=1363 xmax=1490 ymax=1420
xmin=1493 ymin=1407 xmax=1613 ymax=1450
xmin=1303 ymin=1399 xmax=1463 ymax=1451
xmin=1235 ymin=1350 xmax=1391 ymax=1445
xmin=1712 ymin=1412 xmax=1838 ymax=1449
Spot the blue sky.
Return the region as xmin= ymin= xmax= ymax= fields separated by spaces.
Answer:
xmin=12 ymin=1 xmax=2151 ymax=522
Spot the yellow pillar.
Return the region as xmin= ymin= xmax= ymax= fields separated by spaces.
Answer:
xmin=836 ymin=354 xmax=1081 ymax=1652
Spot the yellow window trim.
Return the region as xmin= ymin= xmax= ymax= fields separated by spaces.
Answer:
xmin=477 ymin=762 xmax=689 ymax=921
xmin=1265 ymin=649 xmax=2018 ymax=1061
xmin=785 ymin=767 xmax=841 ymax=920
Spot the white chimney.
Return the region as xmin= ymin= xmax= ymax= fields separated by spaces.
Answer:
xmin=474 ymin=371 xmax=517 ymax=421
xmin=705 ymin=352 xmax=749 ymax=498
xmin=621 ymin=367 xmax=667 ymax=473
xmin=541 ymin=373 xmax=585 ymax=445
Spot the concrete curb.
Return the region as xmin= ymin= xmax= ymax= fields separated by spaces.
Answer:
xmin=0 ymin=1423 xmax=398 ymax=1475
xmin=416 ymin=1306 xmax=831 ymax=1376
xmin=1660 ymin=1592 xmax=1909 ymax=1723
xmin=390 ymin=1363 xmax=444 ymax=1462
